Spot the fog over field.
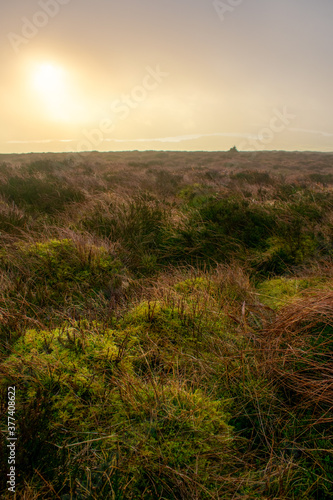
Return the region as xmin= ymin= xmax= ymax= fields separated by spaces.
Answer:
xmin=1 ymin=0 xmax=333 ymax=154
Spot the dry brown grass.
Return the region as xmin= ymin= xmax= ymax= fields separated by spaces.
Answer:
xmin=261 ymin=290 xmax=333 ymax=407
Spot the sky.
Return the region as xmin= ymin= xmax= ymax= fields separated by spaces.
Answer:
xmin=1 ymin=0 xmax=333 ymax=154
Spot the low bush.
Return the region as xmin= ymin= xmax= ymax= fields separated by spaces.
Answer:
xmin=81 ymin=195 xmax=168 ymax=274
xmin=0 ymin=176 xmax=84 ymax=215
xmin=231 ymin=170 xmax=274 ymax=185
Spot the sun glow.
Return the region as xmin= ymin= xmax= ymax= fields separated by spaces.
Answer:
xmin=33 ymin=64 xmax=65 ymax=93
xmin=31 ymin=63 xmax=74 ymax=122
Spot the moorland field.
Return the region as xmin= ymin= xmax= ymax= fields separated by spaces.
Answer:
xmin=0 ymin=150 xmax=333 ymax=499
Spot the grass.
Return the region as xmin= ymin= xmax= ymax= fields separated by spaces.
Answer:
xmin=0 ymin=151 xmax=333 ymax=498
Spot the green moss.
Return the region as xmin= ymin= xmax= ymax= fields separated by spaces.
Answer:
xmin=119 ymin=383 xmax=235 ymax=492
xmin=2 ymin=323 xmax=122 ymax=395
xmin=0 ymin=238 xmax=125 ymax=308
xmin=122 ymin=300 xmax=194 ymax=343
xmin=257 ymin=276 xmax=328 ymax=309
xmin=0 ymin=319 xmax=242 ymax=499
xmin=174 ymin=277 xmax=212 ymax=294
xmin=174 ymin=271 xmax=252 ymax=306
xmin=121 ymin=298 xmax=229 ymax=348
xmin=1 ymin=321 xmax=138 ymax=437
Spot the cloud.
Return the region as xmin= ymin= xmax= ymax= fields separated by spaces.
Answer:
xmin=106 ymin=132 xmax=254 ymax=144
xmin=6 ymin=132 xmax=255 ymax=146
xmin=289 ymin=128 xmax=333 ymax=138
xmin=7 ymin=139 xmax=75 ymax=144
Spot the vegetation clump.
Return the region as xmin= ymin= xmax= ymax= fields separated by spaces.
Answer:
xmin=262 ymin=290 xmax=333 ymax=406
xmin=0 ymin=238 xmax=124 ymax=308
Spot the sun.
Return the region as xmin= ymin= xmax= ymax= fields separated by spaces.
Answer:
xmin=28 ymin=60 xmax=98 ymax=125
xmin=32 ymin=63 xmax=65 ymax=94
xmin=31 ymin=62 xmax=72 ymax=122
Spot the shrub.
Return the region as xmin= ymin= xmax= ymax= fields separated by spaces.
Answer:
xmin=81 ymin=196 xmax=168 ymax=274
xmin=0 ymin=176 xmax=84 ymax=215
xmin=0 ymin=201 xmax=30 ymax=235
xmin=163 ymin=197 xmax=276 ymax=267
xmin=231 ymin=170 xmax=274 ymax=185
xmin=152 ymin=169 xmax=183 ymax=196
xmin=308 ymin=173 xmax=333 ymax=185
xmin=195 ymin=197 xmax=276 ymax=250
xmin=21 ymin=159 xmax=65 ymax=176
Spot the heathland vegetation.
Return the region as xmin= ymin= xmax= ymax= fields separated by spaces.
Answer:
xmin=0 ymin=150 xmax=333 ymax=499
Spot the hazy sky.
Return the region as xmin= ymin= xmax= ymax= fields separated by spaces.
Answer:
xmin=1 ymin=0 xmax=333 ymax=153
